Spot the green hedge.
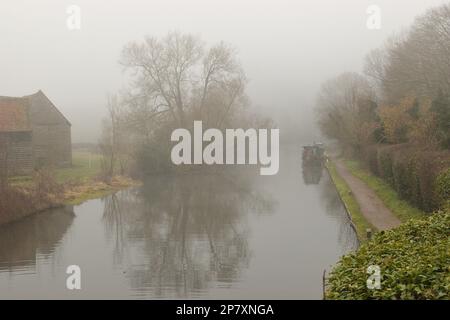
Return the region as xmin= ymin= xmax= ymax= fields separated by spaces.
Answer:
xmin=326 ymin=211 xmax=450 ymax=300
xmin=363 ymin=145 xmax=380 ymax=177
xmin=363 ymin=144 xmax=450 ymax=212
xmin=435 ymin=168 xmax=450 ymax=210
xmin=376 ymin=146 xmax=395 ymax=184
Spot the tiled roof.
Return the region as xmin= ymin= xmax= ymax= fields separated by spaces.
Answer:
xmin=25 ymin=90 xmax=71 ymax=126
xmin=0 ymin=97 xmax=31 ymax=132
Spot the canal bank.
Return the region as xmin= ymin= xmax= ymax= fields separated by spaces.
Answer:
xmin=325 ymin=160 xmax=370 ymax=242
xmin=62 ymin=175 xmax=140 ymax=205
xmin=1 ymin=150 xmax=140 ymax=226
xmin=325 ymin=156 xmax=426 ymax=241
xmin=324 ymin=157 xmax=450 ymax=300
xmin=0 ymin=175 xmax=139 ymax=226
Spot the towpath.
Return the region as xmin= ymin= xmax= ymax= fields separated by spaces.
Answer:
xmin=333 ymin=158 xmax=401 ymax=231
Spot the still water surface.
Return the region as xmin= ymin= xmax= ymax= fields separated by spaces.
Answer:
xmin=0 ymin=145 xmax=358 ymax=299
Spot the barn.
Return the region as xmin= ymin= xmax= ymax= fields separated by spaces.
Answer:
xmin=0 ymin=90 xmax=72 ymax=175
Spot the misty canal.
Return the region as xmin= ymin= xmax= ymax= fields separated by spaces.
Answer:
xmin=0 ymin=145 xmax=358 ymax=299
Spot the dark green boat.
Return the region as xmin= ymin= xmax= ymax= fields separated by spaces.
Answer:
xmin=302 ymin=143 xmax=325 ymax=165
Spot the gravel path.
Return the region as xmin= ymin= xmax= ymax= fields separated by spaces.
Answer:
xmin=333 ymin=158 xmax=401 ymax=231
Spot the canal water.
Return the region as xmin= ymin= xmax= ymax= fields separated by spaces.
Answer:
xmin=0 ymin=145 xmax=358 ymax=299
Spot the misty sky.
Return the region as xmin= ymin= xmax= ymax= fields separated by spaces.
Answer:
xmin=1 ymin=0 xmax=447 ymax=142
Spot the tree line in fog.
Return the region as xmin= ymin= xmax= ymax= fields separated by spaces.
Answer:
xmin=316 ymin=3 xmax=450 ymax=153
xmin=99 ymin=32 xmax=272 ymax=177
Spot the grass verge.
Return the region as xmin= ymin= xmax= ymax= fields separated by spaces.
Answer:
xmin=326 ymin=160 xmax=373 ymax=242
xmin=343 ymin=159 xmax=424 ymax=222
xmin=10 ymin=151 xmax=104 ymax=187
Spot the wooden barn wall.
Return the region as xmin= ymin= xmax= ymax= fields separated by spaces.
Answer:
xmin=0 ymin=132 xmax=33 ymax=176
xmin=28 ymin=92 xmax=72 ymax=168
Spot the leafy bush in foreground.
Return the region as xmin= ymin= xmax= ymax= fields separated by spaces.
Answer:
xmin=326 ymin=211 xmax=450 ymax=300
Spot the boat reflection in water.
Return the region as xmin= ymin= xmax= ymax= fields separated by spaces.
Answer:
xmin=302 ymin=162 xmax=324 ymax=185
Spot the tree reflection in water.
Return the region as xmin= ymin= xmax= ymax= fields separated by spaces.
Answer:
xmin=102 ymin=169 xmax=274 ymax=298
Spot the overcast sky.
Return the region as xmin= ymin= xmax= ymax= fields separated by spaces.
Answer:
xmin=1 ymin=0 xmax=447 ymax=142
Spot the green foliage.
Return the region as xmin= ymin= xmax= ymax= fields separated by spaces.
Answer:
xmin=407 ymin=98 xmax=420 ymax=120
xmin=135 ymin=124 xmax=175 ymax=175
xmin=326 ymin=211 xmax=450 ymax=300
xmin=376 ymin=146 xmax=395 ymax=185
xmin=363 ymin=145 xmax=379 ymax=176
xmin=435 ymin=169 xmax=450 ymax=210
xmin=431 ymin=91 xmax=450 ymax=149
xmin=392 ymin=154 xmax=410 ymax=201
xmin=391 ymin=153 xmax=424 ymax=209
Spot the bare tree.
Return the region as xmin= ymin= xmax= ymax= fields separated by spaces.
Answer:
xmin=99 ymin=94 xmax=124 ymax=181
xmin=316 ymin=72 xmax=378 ymax=154
xmin=119 ymin=32 xmax=247 ymax=131
xmin=364 ymin=4 xmax=450 ymax=104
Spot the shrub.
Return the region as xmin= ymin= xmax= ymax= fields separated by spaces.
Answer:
xmin=392 ymin=151 xmax=412 ymax=202
xmin=326 ymin=211 xmax=450 ymax=300
xmin=361 ymin=144 xmax=450 ymax=212
xmin=435 ymin=168 xmax=450 ymax=209
xmin=0 ymin=187 xmax=32 ymax=225
xmin=377 ymin=146 xmax=395 ymax=185
xmin=363 ymin=145 xmax=379 ymax=176
xmin=0 ymin=169 xmax=63 ymax=225
xmin=392 ymin=150 xmax=423 ymax=209
xmin=417 ymin=149 xmax=450 ymax=211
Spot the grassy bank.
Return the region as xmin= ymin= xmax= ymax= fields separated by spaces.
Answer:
xmin=63 ymin=175 xmax=139 ymax=205
xmin=326 ymin=160 xmax=373 ymax=241
xmin=342 ymin=159 xmax=425 ymax=222
xmin=2 ymin=151 xmax=140 ymax=225
xmin=58 ymin=151 xmax=140 ymax=205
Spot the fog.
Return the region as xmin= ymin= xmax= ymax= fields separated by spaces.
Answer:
xmin=1 ymin=0 xmax=446 ymax=142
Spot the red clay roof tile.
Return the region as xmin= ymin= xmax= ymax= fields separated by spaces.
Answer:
xmin=0 ymin=97 xmax=31 ymax=132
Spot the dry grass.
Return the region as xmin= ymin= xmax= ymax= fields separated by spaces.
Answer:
xmin=63 ymin=175 xmax=140 ymax=205
xmin=0 ymin=171 xmax=64 ymax=225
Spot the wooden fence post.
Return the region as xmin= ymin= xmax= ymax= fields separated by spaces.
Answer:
xmin=366 ymin=228 xmax=372 ymax=240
